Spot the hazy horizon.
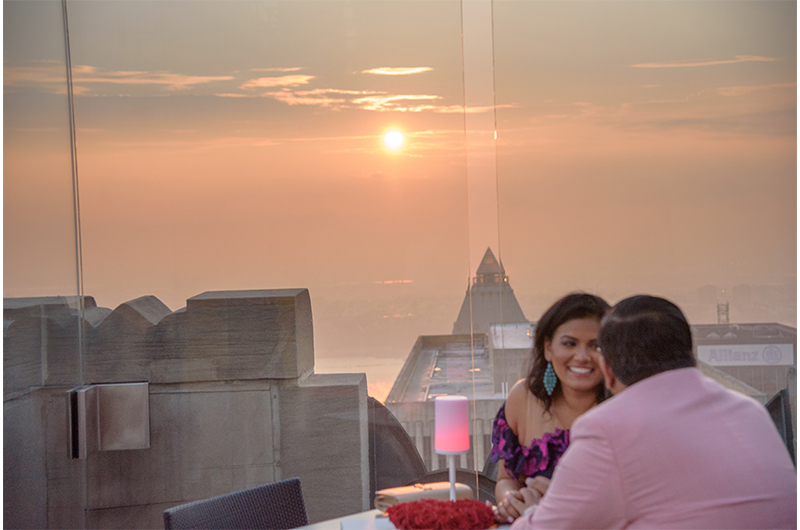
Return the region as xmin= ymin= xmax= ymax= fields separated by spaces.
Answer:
xmin=5 ymin=0 xmax=796 ymax=400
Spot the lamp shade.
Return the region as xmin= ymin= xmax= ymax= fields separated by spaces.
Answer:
xmin=434 ymin=396 xmax=470 ymax=454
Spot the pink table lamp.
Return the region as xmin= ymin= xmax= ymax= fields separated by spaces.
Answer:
xmin=434 ymin=395 xmax=470 ymax=501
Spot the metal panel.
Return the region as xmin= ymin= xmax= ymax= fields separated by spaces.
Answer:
xmin=97 ymin=382 xmax=149 ymax=451
xmin=68 ymin=382 xmax=149 ymax=459
xmin=69 ymin=385 xmax=98 ymax=459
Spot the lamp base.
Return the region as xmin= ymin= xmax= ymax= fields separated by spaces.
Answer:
xmin=448 ymin=454 xmax=456 ymax=501
xmin=435 ymin=449 xmax=467 ymax=502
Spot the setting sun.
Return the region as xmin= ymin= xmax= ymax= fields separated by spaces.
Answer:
xmin=384 ymin=130 xmax=404 ymax=150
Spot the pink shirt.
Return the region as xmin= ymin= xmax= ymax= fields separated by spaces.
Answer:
xmin=511 ymin=368 xmax=797 ymax=529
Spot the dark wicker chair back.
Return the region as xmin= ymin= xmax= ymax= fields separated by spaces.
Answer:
xmin=163 ymin=477 xmax=308 ymax=530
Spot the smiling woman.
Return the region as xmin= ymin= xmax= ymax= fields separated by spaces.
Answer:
xmin=384 ymin=130 xmax=404 ymax=150
xmin=491 ymin=293 xmax=611 ymax=523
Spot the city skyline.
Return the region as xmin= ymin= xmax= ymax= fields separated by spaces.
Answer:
xmin=5 ymin=1 xmax=796 ymax=401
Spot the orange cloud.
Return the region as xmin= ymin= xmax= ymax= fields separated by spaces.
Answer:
xmin=72 ymin=66 xmax=233 ymax=90
xmin=239 ymin=75 xmax=315 ymax=89
xmin=264 ymin=90 xmax=346 ymax=107
xmin=715 ymin=82 xmax=795 ymax=97
xmin=109 ymin=136 xmax=283 ymax=151
xmin=262 ymin=87 xmax=382 ymax=107
xmin=351 ymin=94 xmax=440 ymax=111
xmin=631 ymin=55 xmax=778 ymax=68
xmin=4 ymin=61 xmax=66 ymax=86
xmin=301 ymin=88 xmax=383 ymax=96
xmin=361 ymin=67 xmax=433 ymax=76
xmin=257 ymin=88 xmax=512 ymax=114
xmin=435 ymin=104 xmax=515 ymax=114
xmin=4 ymin=61 xmax=233 ymax=92
xmin=250 ymin=67 xmax=303 ymax=72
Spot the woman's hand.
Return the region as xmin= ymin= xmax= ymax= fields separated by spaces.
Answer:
xmin=495 ymin=489 xmax=524 ymax=524
xmin=505 ymin=486 xmax=543 ymax=521
xmin=524 ymin=476 xmax=551 ymax=498
xmin=495 ymin=462 xmax=523 ymax=523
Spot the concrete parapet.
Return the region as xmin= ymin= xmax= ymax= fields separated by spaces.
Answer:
xmin=80 ymin=380 xmax=280 ymax=528
xmin=280 ymin=373 xmax=370 ymax=522
xmin=5 ymin=290 xmax=316 ymax=392
xmin=4 ymin=296 xmax=94 ymax=394
xmin=4 ymin=391 xmax=49 ymax=530
xmin=83 ymin=289 xmax=314 ymax=383
xmin=3 ymin=289 xmax=368 ymax=529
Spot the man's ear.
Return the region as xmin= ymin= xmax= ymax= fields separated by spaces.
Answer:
xmin=598 ymin=355 xmax=619 ymax=394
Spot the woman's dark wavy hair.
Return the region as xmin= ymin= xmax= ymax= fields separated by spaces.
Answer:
xmin=525 ymin=293 xmax=611 ymax=412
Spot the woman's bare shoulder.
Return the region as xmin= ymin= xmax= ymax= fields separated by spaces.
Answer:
xmin=506 ymin=379 xmax=549 ymax=443
xmin=504 ymin=380 xmax=529 ymax=423
xmin=507 ymin=379 xmax=528 ymax=402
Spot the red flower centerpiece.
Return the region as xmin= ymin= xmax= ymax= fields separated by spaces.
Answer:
xmin=386 ymin=499 xmax=495 ymax=530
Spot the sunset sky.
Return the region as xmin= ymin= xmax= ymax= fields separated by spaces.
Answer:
xmin=4 ymin=1 xmax=796 ymax=398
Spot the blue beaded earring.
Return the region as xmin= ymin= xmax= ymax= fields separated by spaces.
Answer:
xmin=544 ymin=362 xmax=558 ymax=396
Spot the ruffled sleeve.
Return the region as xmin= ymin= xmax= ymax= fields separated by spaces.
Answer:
xmin=490 ymin=403 xmax=517 ymax=463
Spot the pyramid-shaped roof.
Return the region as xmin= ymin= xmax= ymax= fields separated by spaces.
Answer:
xmin=452 ymin=248 xmax=527 ymax=334
xmin=476 ymin=248 xmax=505 ymax=276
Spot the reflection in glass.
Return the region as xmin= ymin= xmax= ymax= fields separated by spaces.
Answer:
xmin=3 ymin=1 xmax=795 ymax=527
xmin=5 ymin=2 xmax=87 ymax=528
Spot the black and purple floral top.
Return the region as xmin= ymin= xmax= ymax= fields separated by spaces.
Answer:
xmin=489 ymin=403 xmax=570 ymax=481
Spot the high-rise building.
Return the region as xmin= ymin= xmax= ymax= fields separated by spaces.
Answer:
xmin=693 ymin=323 xmax=796 ymax=399
xmin=452 ymin=248 xmax=528 ymax=335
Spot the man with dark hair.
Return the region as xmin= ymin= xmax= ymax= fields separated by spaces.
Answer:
xmin=509 ymin=295 xmax=796 ymax=529
xmin=596 ymin=295 xmax=697 ymax=384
